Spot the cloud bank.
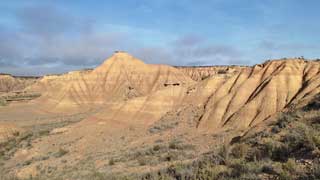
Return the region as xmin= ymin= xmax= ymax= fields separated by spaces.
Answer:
xmin=0 ymin=1 xmax=319 ymax=75
xmin=0 ymin=3 xmax=250 ymax=75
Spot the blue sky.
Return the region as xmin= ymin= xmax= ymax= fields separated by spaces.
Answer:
xmin=0 ymin=0 xmax=319 ymax=75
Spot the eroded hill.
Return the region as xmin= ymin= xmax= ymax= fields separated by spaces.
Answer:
xmin=1 ymin=52 xmax=320 ymax=179
xmin=0 ymin=74 xmax=39 ymax=93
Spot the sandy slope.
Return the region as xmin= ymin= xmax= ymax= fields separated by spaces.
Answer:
xmin=28 ymin=52 xmax=194 ymax=112
xmin=2 ymin=53 xmax=320 ymax=178
xmin=197 ymin=59 xmax=320 ymax=131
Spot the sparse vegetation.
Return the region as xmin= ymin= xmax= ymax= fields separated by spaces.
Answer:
xmin=54 ymin=148 xmax=69 ymax=158
xmin=0 ymin=97 xmax=7 ymax=106
xmin=4 ymin=99 xmax=320 ymax=179
xmin=109 ymin=158 xmax=115 ymax=166
xmin=134 ymin=95 xmax=320 ymax=180
xmin=0 ymin=92 xmax=41 ymax=106
xmin=2 ymin=57 xmax=320 ymax=180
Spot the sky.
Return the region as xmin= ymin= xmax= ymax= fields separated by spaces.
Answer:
xmin=0 ymin=0 xmax=320 ymax=75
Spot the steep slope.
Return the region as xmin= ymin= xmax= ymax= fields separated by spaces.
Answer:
xmin=30 ymin=52 xmax=194 ymax=111
xmin=196 ymin=59 xmax=320 ymax=131
xmin=135 ymin=95 xmax=320 ymax=180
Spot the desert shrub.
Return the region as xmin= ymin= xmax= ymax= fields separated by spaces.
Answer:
xmin=168 ymin=139 xmax=182 ymax=150
xmin=303 ymin=98 xmax=320 ymax=111
xmin=142 ymin=171 xmax=173 ymax=180
xmin=261 ymin=164 xmax=277 ymax=175
xmin=19 ymin=132 xmax=33 ymax=141
xmin=310 ymin=160 xmax=320 ymax=178
xmin=149 ymin=119 xmax=179 ymax=134
xmin=246 ymin=131 xmax=272 ymax=146
xmin=246 ymin=147 xmax=264 ymax=161
xmin=229 ymin=159 xmax=249 ymax=177
xmin=154 ymin=139 xmax=164 ymax=143
xmin=264 ymin=139 xmax=279 ymax=158
xmin=313 ymin=137 xmax=320 ymax=149
xmin=166 ymin=163 xmax=194 ymax=179
xmin=246 ymin=136 xmax=293 ymax=162
xmin=271 ymin=143 xmax=289 ymax=162
xmin=109 ymin=158 xmax=115 ymax=166
xmin=279 ymin=170 xmax=291 ymax=180
xmin=152 ymin=144 xmax=161 ymax=151
xmin=54 ymin=148 xmax=69 ymax=158
xmin=22 ymin=160 xmax=32 ymax=166
xmin=276 ymin=113 xmax=297 ymax=128
xmin=228 ymin=159 xmax=262 ymax=179
xmin=231 ymin=143 xmax=249 ymax=159
xmin=162 ymin=151 xmax=180 ymax=162
xmin=0 ymin=98 xmax=7 ymax=106
xmin=38 ymin=130 xmax=50 ymax=136
xmin=271 ymin=126 xmax=281 ymax=133
xmin=196 ymin=152 xmax=225 ymax=167
xmin=196 ymin=165 xmax=226 ymax=180
xmin=282 ymin=123 xmax=316 ymax=158
xmin=137 ymin=157 xmax=147 ymax=166
xmin=84 ymin=171 xmax=108 ymax=180
xmin=217 ymin=144 xmax=230 ymax=165
xmin=0 ymin=173 xmax=19 ymax=180
xmin=282 ymin=158 xmax=298 ymax=173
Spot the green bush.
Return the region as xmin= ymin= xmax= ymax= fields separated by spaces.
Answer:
xmin=217 ymin=144 xmax=230 ymax=165
xmin=282 ymin=158 xmax=297 ymax=173
xmin=231 ymin=143 xmax=249 ymax=159
xmin=229 ymin=159 xmax=249 ymax=177
xmin=276 ymin=113 xmax=297 ymax=128
xmin=271 ymin=144 xmax=289 ymax=162
xmin=282 ymin=123 xmax=316 ymax=157
xmin=311 ymin=133 xmax=320 ymax=148
xmin=279 ymin=170 xmax=291 ymax=180
xmin=196 ymin=165 xmax=224 ymax=180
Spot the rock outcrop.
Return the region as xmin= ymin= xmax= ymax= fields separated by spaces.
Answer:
xmin=176 ymin=66 xmax=248 ymax=81
xmin=28 ymin=55 xmax=320 ymax=131
xmin=0 ymin=74 xmax=39 ymax=93
xmin=29 ymin=52 xmax=194 ymax=111
xmin=196 ymin=59 xmax=320 ymax=131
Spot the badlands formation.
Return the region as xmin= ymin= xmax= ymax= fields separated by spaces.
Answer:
xmin=1 ymin=52 xmax=320 ymax=178
xmin=0 ymin=74 xmax=38 ymax=93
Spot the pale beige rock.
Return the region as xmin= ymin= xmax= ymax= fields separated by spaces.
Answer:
xmin=29 ymin=52 xmax=194 ymax=111
xmin=176 ymin=66 xmax=247 ymax=81
xmin=197 ymin=59 xmax=320 ymax=131
xmin=3 ymin=53 xmax=320 ymax=178
xmin=0 ymin=74 xmax=38 ymax=93
xmin=27 ymin=55 xmax=320 ymax=132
